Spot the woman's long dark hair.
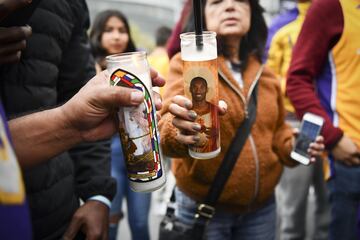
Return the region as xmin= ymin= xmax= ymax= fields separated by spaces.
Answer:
xmin=183 ymin=0 xmax=267 ymax=71
xmin=90 ymin=10 xmax=136 ymax=63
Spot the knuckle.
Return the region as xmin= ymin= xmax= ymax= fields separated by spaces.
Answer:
xmin=73 ymin=212 xmax=83 ymax=221
xmin=168 ymin=103 xmax=178 ymax=114
xmin=172 ymin=95 xmax=183 ymax=103
xmin=175 ymin=134 xmax=182 ymax=143
xmin=111 ymin=87 xmax=126 ymax=104
xmin=110 ymin=88 xmax=118 ymax=102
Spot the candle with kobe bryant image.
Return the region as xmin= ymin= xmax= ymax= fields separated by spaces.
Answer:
xmin=181 ymin=31 xmax=220 ymax=160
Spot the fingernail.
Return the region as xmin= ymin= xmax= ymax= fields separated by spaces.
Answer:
xmin=22 ymin=25 xmax=32 ymax=37
xmin=157 ymin=98 xmax=163 ymax=107
xmin=188 ymin=111 xmax=197 ymax=120
xmin=193 ymin=135 xmax=200 ymax=141
xmin=131 ymin=91 xmax=143 ymax=104
xmin=156 ymin=101 xmax=163 ymax=110
xmin=219 ymin=101 xmax=227 ymax=112
xmin=192 ymin=124 xmax=201 ymax=131
xmin=185 ymin=101 xmax=192 ymax=109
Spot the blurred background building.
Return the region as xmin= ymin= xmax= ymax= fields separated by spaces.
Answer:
xmin=86 ymin=0 xmax=296 ymax=51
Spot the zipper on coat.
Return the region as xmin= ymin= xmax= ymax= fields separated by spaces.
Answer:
xmin=244 ymin=66 xmax=263 ymax=209
xmin=219 ymin=65 xmax=264 ymax=208
xmin=219 ymin=66 xmax=263 ymax=118
xmin=248 ymin=134 xmax=260 ymax=207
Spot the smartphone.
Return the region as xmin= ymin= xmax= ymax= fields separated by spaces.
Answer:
xmin=291 ymin=113 xmax=324 ymax=165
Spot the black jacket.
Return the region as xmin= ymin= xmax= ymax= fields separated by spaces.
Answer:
xmin=0 ymin=0 xmax=116 ymax=239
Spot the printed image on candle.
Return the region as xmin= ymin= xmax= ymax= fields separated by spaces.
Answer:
xmin=183 ymin=61 xmax=220 ymax=155
xmin=189 ymin=77 xmax=218 ymax=152
xmin=111 ymin=68 xmax=163 ymax=182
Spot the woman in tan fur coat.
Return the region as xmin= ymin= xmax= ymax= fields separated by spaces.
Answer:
xmin=159 ymin=0 xmax=325 ymax=239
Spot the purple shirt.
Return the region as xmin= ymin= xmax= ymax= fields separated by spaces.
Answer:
xmin=264 ymin=7 xmax=299 ymax=61
xmin=0 ymin=102 xmax=32 ymax=240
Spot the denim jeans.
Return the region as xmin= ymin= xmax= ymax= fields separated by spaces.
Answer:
xmin=175 ymin=188 xmax=276 ymax=240
xmin=109 ymin=135 xmax=151 ymax=240
xmin=327 ymin=161 xmax=360 ymax=240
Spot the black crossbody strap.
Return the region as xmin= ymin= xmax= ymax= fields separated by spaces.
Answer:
xmin=205 ymin=81 xmax=258 ymax=205
xmin=192 ymin=78 xmax=259 ymax=240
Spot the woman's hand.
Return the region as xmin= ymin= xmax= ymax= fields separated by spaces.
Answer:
xmin=292 ymin=128 xmax=325 ymax=164
xmin=169 ymin=95 xmax=227 ymax=145
xmin=307 ymin=136 xmax=325 ymax=163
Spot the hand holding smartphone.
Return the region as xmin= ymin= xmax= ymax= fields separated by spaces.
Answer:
xmin=291 ymin=113 xmax=324 ymax=165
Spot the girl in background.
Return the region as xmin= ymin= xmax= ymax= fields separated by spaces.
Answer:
xmin=90 ymin=10 xmax=151 ymax=240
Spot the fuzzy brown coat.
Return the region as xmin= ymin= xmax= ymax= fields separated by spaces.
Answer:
xmin=159 ymin=53 xmax=297 ymax=213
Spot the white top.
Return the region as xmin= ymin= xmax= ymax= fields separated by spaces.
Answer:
xmin=227 ymin=61 xmax=244 ymax=88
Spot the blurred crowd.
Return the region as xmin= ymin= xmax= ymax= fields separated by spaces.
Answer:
xmin=0 ymin=0 xmax=359 ymax=240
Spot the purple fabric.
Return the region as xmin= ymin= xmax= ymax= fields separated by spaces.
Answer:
xmin=315 ymin=57 xmax=338 ymax=177
xmin=0 ymin=101 xmax=12 ymax=144
xmin=264 ymin=7 xmax=299 ymax=61
xmin=358 ymin=207 xmax=360 ymax=240
xmin=0 ymin=102 xmax=32 ymax=240
xmin=0 ymin=204 xmax=32 ymax=240
xmin=315 ymin=57 xmax=335 ymax=123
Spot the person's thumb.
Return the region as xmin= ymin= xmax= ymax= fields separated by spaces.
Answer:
xmin=21 ymin=25 xmax=32 ymax=39
xmin=218 ymin=100 xmax=227 ymax=116
xmin=99 ymin=86 xmax=144 ymax=109
xmin=292 ymin=128 xmax=299 ymax=138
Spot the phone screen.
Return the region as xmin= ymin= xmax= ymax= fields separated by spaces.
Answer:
xmin=294 ymin=120 xmax=321 ymax=157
